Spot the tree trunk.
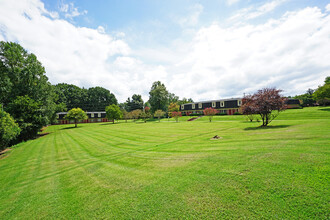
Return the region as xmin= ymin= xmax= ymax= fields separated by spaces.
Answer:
xmin=75 ymin=120 xmax=77 ymax=127
xmin=113 ymin=119 xmax=115 ymax=124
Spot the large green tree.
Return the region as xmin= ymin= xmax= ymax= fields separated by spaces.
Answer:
xmin=0 ymin=105 xmax=21 ymax=150
xmin=313 ymin=77 xmax=330 ymax=106
xmin=294 ymin=88 xmax=315 ymax=107
xmin=124 ymin=94 xmax=144 ymax=112
xmin=54 ymin=84 xmax=117 ymax=111
xmin=87 ymin=87 xmax=117 ymax=111
xmin=7 ymin=96 xmax=47 ymax=141
xmin=64 ymin=108 xmax=88 ymax=128
xmin=53 ymin=83 xmax=87 ymax=110
xmin=0 ymin=41 xmax=55 ymax=125
xmin=148 ymin=81 xmax=169 ymax=112
xmin=105 ymin=104 xmax=123 ymax=124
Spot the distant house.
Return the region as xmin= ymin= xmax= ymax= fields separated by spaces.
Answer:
xmin=180 ymin=98 xmax=242 ymax=115
xmin=55 ymin=111 xmax=109 ymax=125
xmin=180 ymin=98 xmax=301 ymax=115
xmin=285 ymin=99 xmax=301 ymax=109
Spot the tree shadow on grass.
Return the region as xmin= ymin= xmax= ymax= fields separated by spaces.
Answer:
xmin=319 ymin=108 xmax=330 ymax=112
xmin=244 ymin=125 xmax=291 ymax=130
xmin=100 ymin=123 xmax=118 ymax=125
xmin=60 ymin=126 xmax=81 ymax=130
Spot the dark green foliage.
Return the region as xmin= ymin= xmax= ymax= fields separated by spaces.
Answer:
xmin=49 ymin=103 xmax=67 ymax=124
xmin=0 ymin=41 xmax=55 ymax=125
xmin=233 ymin=112 xmax=242 ymax=115
xmin=106 ymin=104 xmax=123 ymax=124
xmin=87 ymin=87 xmax=117 ymax=111
xmin=294 ymin=88 xmax=316 ymax=107
xmin=313 ymin=77 xmax=330 ymax=106
xmin=168 ymin=93 xmax=179 ymax=104
xmin=64 ymin=108 xmax=88 ymax=128
xmin=54 ymin=84 xmax=117 ymax=111
xmin=7 ymin=96 xmax=47 ymax=141
xmin=124 ymin=94 xmax=144 ymax=112
xmin=177 ymin=98 xmax=194 ymax=105
xmin=0 ymin=105 xmax=20 ymax=150
xmin=54 ymin=83 xmax=87 ymax=110
xmin=148 ymin=81 xmax=169 ymax=112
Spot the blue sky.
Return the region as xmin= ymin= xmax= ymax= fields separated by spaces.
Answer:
xmin=42 ymin=0 xmax=328 ymax=46
xmin=0 ymin=0 xmax=329 ymax=102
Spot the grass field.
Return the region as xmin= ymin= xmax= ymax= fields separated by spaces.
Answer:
xmin=0 ymin=107 xmax=329 ymax=219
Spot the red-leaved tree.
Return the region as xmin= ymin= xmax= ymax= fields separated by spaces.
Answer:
xmin=203 ymin=107 xmax=218 ymax=122
xmin=241 ymin=94 xmax=255 ymax=122
xmin=144 ymin=106 xmax=150 ymax=113
xmin=171 ymin=111 xmax=182 ymax=122
xmin=242 ymin=88 xmax=287 ymax=126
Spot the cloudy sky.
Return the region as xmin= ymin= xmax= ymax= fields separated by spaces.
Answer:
xmin=0 ymin=0 xmax=329 ymax=102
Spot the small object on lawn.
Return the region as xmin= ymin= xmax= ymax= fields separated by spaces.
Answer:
xmin=211 ymin=135 xmax=222 ymax=140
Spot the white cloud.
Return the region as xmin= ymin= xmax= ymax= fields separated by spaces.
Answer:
xmin=326 ymin=4 xmax=330 ymax=12
xmin=226 ymin=0 xmax=240 ymax=6
xmin=0 ymin=0 xmax=329 ymax=103
xmin=230 ymin=0 xmax=287 ymax=21
xmin=176 ymin=3 xmax=204 ymax=27
xmin=170 ymin=6 xmax=330 ymax=101
xmin=59 ymin=2 xmax=87 ymax=19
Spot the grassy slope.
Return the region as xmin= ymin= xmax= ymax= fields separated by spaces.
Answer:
xmin=0 ymin=107 xmax=329 ymax=219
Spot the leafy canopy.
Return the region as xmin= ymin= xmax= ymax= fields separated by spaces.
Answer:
xmin=154 ymin=110 xmax=165 ymax=122
xmin=242 ymin=88 xmax=286 ymax=127
xmin=0 ymin=41 xmax=55 ymax=126
xmin=0 ymin=105 xmax=21 ymax=150
xmin=8 ymin=95 xmax=48 ymax=141
xmin=203 ymin=108 xmax=218 ymax=122
xmin=313 ymin=76 xmax=330 ymax=106
xmin=148 ymin=81 xmax=169 ymax=112
xmin=105 ymin=104 xmax=123 ymax=124
xmin=65 ymin=108 xmax=88 ymax=127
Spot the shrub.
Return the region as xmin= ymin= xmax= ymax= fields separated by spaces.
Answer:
xmin=189 ymin=113 xmax=203 ymax=116
xmin=171 ymin=111 xmax=182 ymax=122
xmin=203 ymin=108 xmax=218 ymax=122
xmin=0 ymin=106 xmax=21 ymax=150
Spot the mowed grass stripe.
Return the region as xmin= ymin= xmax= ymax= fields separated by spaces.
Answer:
xmin=0 ymin=107 xmax=329 ymax=219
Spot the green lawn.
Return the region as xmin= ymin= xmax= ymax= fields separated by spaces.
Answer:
xmin=0 ymin=107 xmax=329 ymax=219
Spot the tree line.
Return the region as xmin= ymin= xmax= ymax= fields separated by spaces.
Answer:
xmin=1 ymin=40 xmax=329 ymax=150
xmin=292 ymin=77 xmax=330 ymax=107
xmin=0 ymin=41 xmax=193 ymax=150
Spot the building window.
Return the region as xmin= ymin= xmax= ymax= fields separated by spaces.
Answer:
xmin=212 ymin=102 xmax=216 ymax=108
xmin=98 ymin=113 xmax=101 ymax=117
xmin=181 ymin=105 xmax=184 ymax=110
xmin=220 ymin=101 xmax=224 ymax=107
xmin=198 ymin=103 xmax=202 ymax=108
xmin=192 ymin=104 xmax=195 ymax=109
xmin=91 ymin=113 xmax=94 ymax=118
xmin=237 ymin=100 xmax=242 ymax=106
